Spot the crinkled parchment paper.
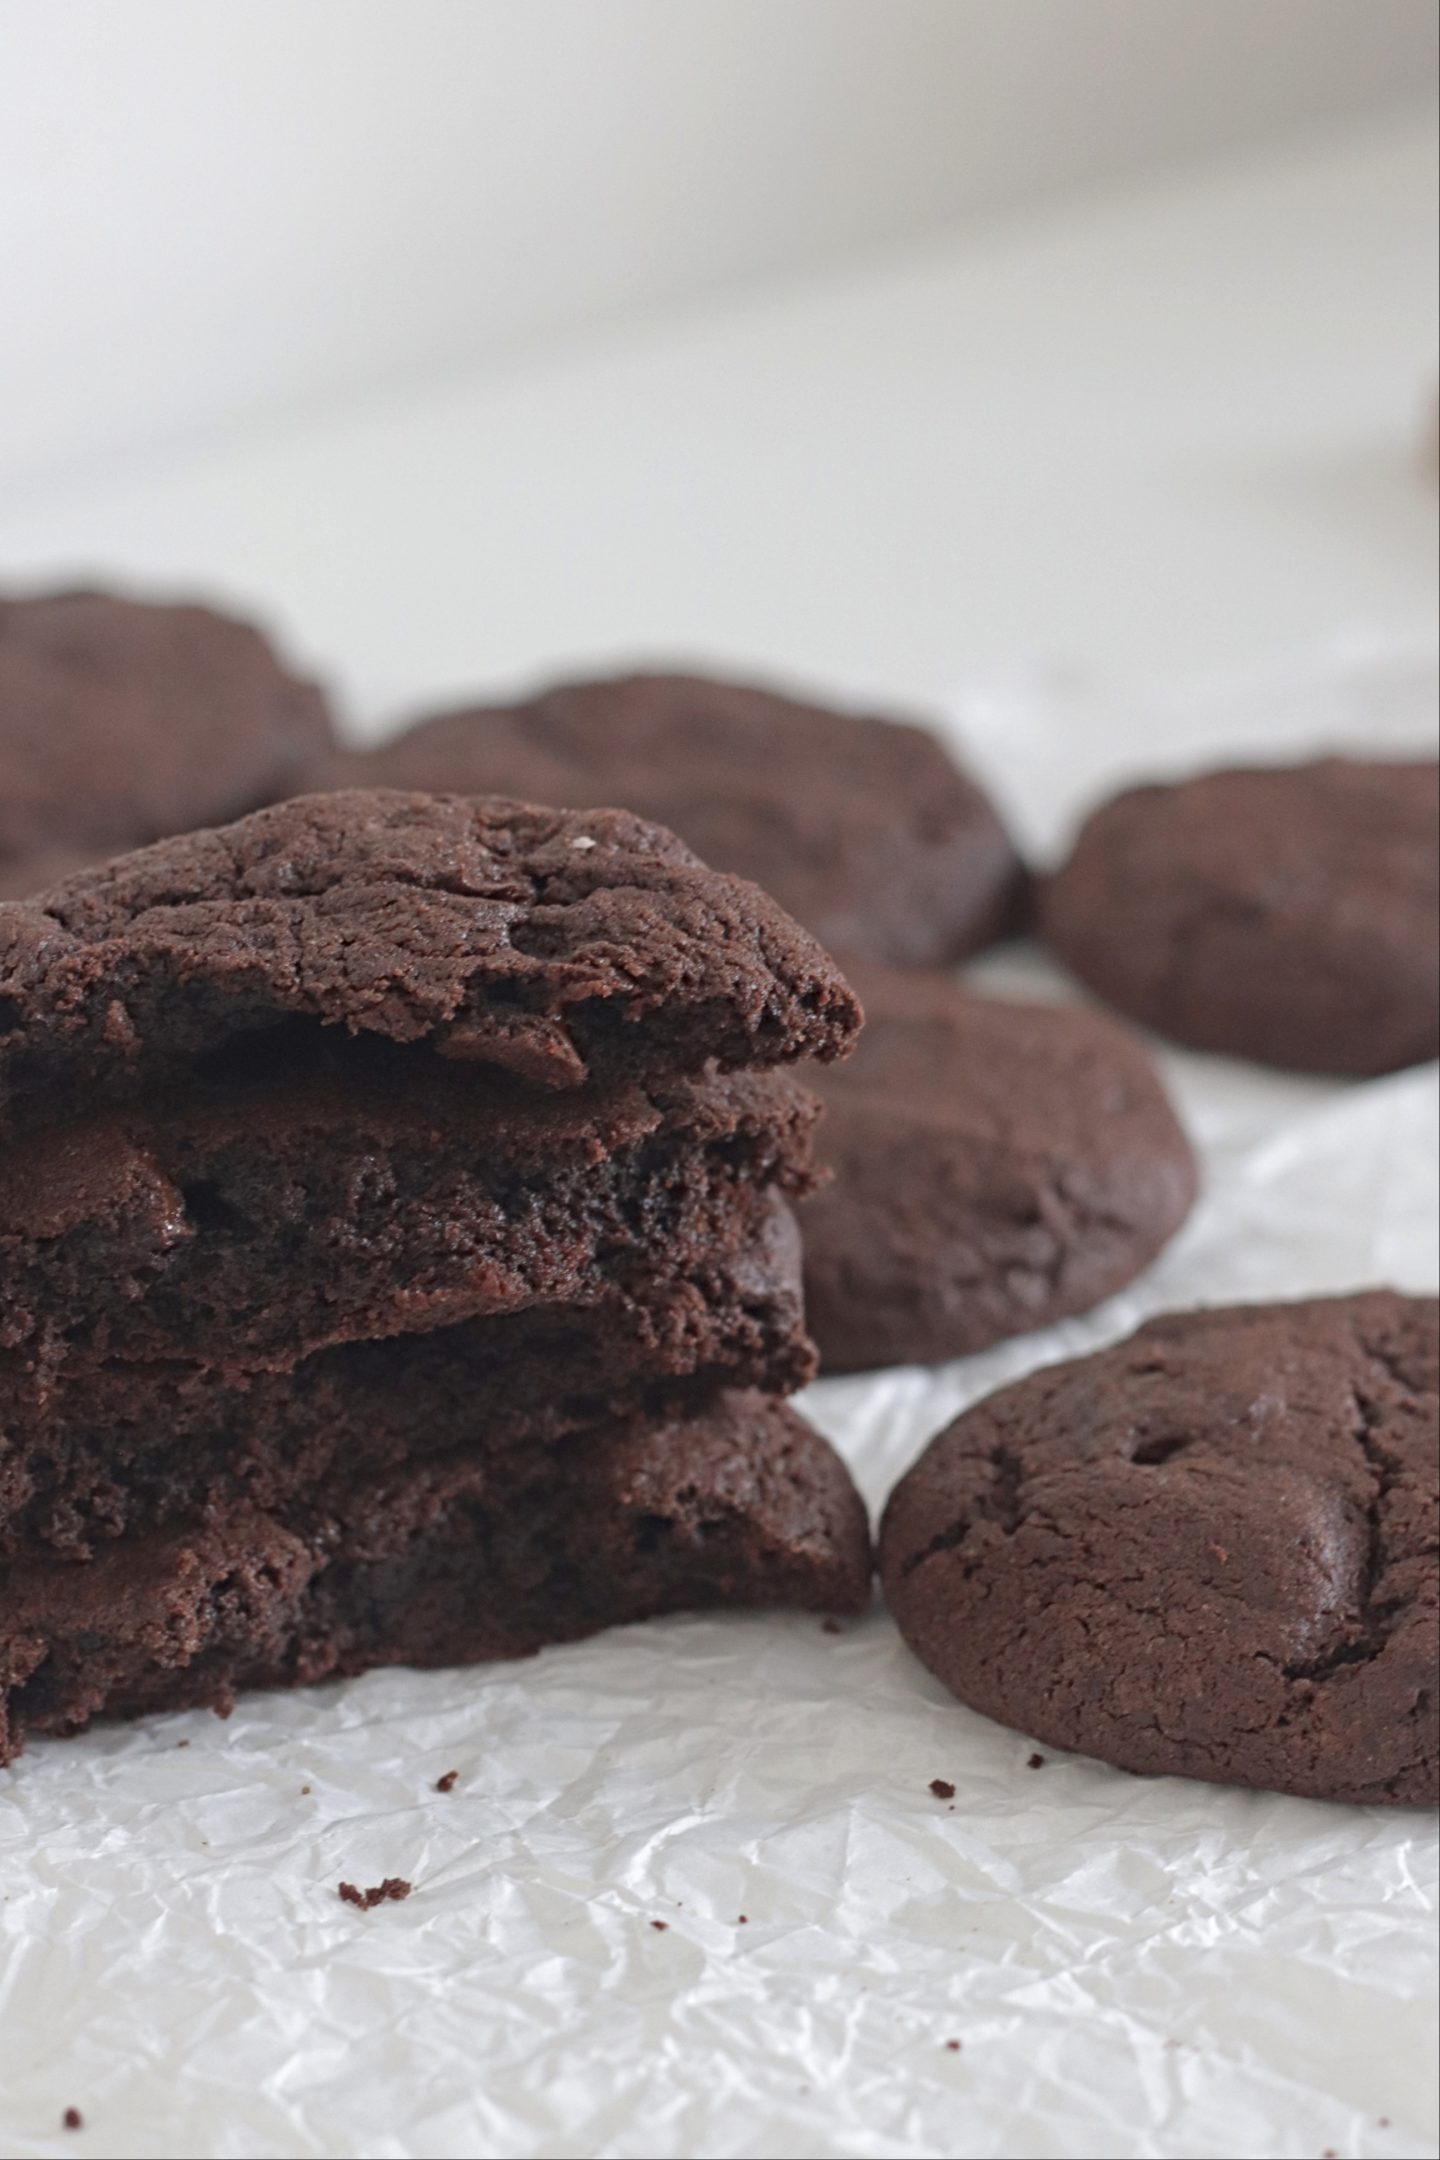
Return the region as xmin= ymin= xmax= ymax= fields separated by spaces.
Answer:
xmin=2 ymin=640 xmax=1436 ymax=2160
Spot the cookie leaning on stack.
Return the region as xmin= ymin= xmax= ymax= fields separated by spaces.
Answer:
xmin=0 ymin=791 xmax=870 ymax=1764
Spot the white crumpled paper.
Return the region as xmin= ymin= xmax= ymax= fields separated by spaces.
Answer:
xmin=2 ymin=640 xmax=1436 ymax=2160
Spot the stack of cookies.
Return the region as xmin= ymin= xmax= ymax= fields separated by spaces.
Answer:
xmin=0 ymin=791 xmax=870 ymax=1765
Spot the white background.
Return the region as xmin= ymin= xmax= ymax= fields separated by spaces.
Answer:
xmin=0 ymin=0 xmax=1436 ymax=492
xmin=0 ymin=120 xmax=1434 ymax=731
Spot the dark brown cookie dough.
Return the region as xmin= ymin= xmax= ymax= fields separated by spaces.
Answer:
xmin=1041 ymin=758 xmax=1440 ymax=1076
xmin=802 ymin=966 xmax=1197 ymax=1372
xmin=0 ymin=790 xmax=860 ymax=1132
xmin=0 ymin=1064 xmax=816 ymax=1372
xmin=312 ymin=672 xmax=1028 ymax=968
xmin=0 ymin=1391 xmax=872 ymax=1765
xmin=0 ymin=588 xmax=334 ymax=897
xmin=880 ymin=1292 xmax=1439 ymax=1804
xmin=0 ymin=1193 xmax=811 ymax=1562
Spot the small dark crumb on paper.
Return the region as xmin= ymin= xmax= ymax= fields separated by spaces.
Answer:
xmin=737 ymin=1914 xmax=749 ymax=1925
xmin=944 ymin=2039 xmax=962 ymax=2053
xmin=176 ymin=1739 xmax=189 ymax=1749
xmin=821 ymin=1617 xmax=843 ymax=1634
xmin=1379 ymin=2119 xmax=1392 ymax=2129
xmin=62 ymin=2108 xmax=83 ymax=2131
xmin=300 ymin=1785 xmax=311 ymax=1795
xmin=338 ymin=1877 xmax=412 ymax=1911
xmin=650 ymin=1919 xmax=669 ymax=1931
xmin=929 ymin=1778 xmax=956 ymax=1799
xmin=435 ymin=1770 xmax=459 ymax=1793
xmin=1026 ymin=1753 xmax=1046 ymax=1770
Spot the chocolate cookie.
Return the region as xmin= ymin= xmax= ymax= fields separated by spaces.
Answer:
xmin=0 ymin=1391 xmax=872 ymax=1764
xmin=880 ymin=1292 xmax=1439 ymax=1804
xmin=0 ymin=790 xmax=861 ymax=1133
xmin=0 ymin=1063 xmax=816 ymax=1372
xmin=802 ymin=966 xmax=1196 ymax=1372
xmin=0 ymin=588 xmax=334 ymax=898
xmin=314 ymin=672 xmax=1028 ymax=968
xmin=1041 ymin=758 xmax=1440 ymax=1075
xmin=0 ymin=1194 xmax=811 ymax=1562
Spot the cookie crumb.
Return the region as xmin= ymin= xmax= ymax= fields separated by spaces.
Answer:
xmin=737 ymin=1914 xmax=749 ymax=1925
xmin=176 ymin=1739 xmax=188 ymax=1748
xmin=650 ymin=1919 xmax=669 ymax=1932
xmin=300 ymin=1785 xmax=311 ymax=1795
xmin=63 ymin=2109 xmax=83 ymax=2132
xmin=821 ymin=1617 xmax=843 ymax=1635
xmin=1026 ymin=1753 xmax=1046 ymax=1770
xmin=338 ymin=1877 xmax=412 ymax=1910
xmin=944 ymin=2040 xmax=961 ymax=2053
xmin=929 ymin=1778 xmax=956 ymax=1799
xmin=435 ymin=1770 xmax=459 ymax=1793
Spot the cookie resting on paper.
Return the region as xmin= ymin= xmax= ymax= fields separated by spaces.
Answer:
xmin=880 ymin=1293 xmax=1439 ymax=1804
xmin=802 ymin=964 xmax=1197 ymax=1372
xmin=1041 ymin=758 xmax=1440 ymax=1076
xmin=0 ymin=1392 xmax=872 ymax=1765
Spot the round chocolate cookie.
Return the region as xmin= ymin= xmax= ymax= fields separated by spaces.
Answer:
xmin=0 ymin=587 xmax=334 ymax=898
xmin=314 ymin=671 xmax=1028 ymax=968
xmin=880 ymin=1292 xmax=1439 ymax=1804
xmin=1041 ymin=757 xmax=1440 ymax=1076
xmin=802 ymin=965 xmax=1197 ymax=1372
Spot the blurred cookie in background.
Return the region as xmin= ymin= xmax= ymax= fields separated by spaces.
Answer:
xmin=310 ymin=669 xmax=1028 ymax=969
xmin=0 ymin=587 xmax=335 ymax=899
xmin=802 ymin=962 xmax=1197 ymax=1373
xmin=1041 ymin=757 xmax=1440 ymax=1076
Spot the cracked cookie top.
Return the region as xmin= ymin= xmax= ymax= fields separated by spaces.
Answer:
xmin=307 ymin=669 xmax=1030 ymax=969
xmin=0 ymin=790 xmax=861 ymax=1134
xmin=880 ymin=1291 xmax=1439 ymax=1804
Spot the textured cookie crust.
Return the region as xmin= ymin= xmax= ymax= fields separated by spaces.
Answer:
xmin=880 ymin=1292 xmax=1439 ymax=1804
xmin=1041 ymin=758 xmax=1440 ymax=1076
xmin=0 ymin=1195 xmax=812 ymax=1562
xmin=803 ymin=966 xmax=1196 ymax=1372
xmin=0 ymin=589 xmax=333 ymax=895
xmin=313 ymin=672 xmax=1029 ymax=968
xmin=0 ymin=790 xmax=861 ymax=1131
xmin=0 ymin=1391 xmax=873 ymax=1765
xmin=0 ymin=1064 xmax=816 ymax=1371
